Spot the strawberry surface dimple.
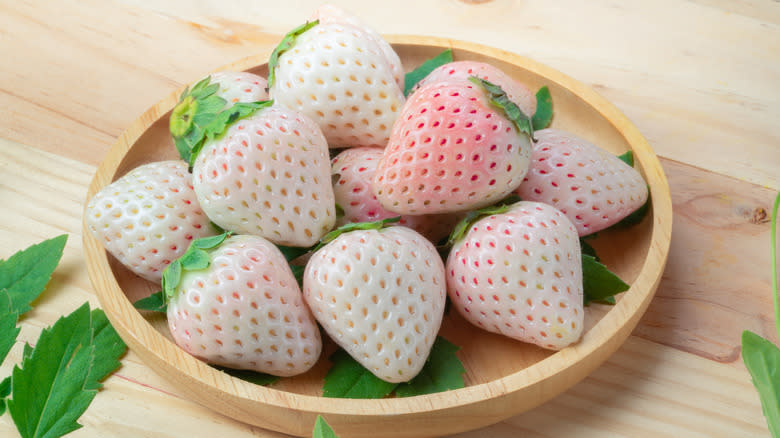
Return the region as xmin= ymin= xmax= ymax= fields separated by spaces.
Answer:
xmin=85 ymin=160 xmax=216 ymax=283
xmin=167 ymin=234 xmax=322 ymax=376
xmin=446 ymin=202 xmax=584 ymax=350
xmin=516 ymin=129 xmax=649 ymax=236
xmin=373 ymin=80 xmax=531 ymax=215
xmin=192 ymin=105 xmax=335 ymax=246
xmin=303 ymin=226 xmax=446 ymax=382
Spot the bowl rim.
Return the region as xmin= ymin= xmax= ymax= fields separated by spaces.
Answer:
xmin=83 ymin=34 xmax=672 ymax=430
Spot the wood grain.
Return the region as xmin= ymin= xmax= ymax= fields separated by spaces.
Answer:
xmin=0 ymin=136 xmax=769 ymax=437
xmin=0 ymin=0 xmax=777 ymax=436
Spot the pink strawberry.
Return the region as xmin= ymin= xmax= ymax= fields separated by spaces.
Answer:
xmin=303 ymin=225 xmax=446 ymax=382
xmin=166 ymin=234 xmax=322 ymax=376
xmin=373 ymin=78 xmax=532 ymax=215
xmin=515 ymin=128 xmax=649 ymax=236
xmin=416 ymin=61 xmax=536 ymax=118
xmin=192 ymin=104 xmax=336 ymax=247
xmin=207 ymin=71 xmax=269 ymax=108
xmin=85 ymin=160 xmax=216 ymax=283
xmin=446 ymin=201 xmax=584 ymax=350
xmin=332 ymin=146 xmax=461 ymax=243
xmin=268 ymin=13 xmax=405 ymax=148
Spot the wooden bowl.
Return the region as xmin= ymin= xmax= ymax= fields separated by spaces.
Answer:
xmin=83 ymin=36 xmax=672 ymax=437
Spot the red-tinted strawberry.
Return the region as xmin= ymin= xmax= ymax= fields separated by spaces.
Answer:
xmin=515 ymin=128 xmax=649 ymax=236
xmin=166 ymin=234 xmax=322 ymax=376
xmin=85 ymin=160 xmax=216 ymax=283
xmin=446 ymin=201 xmax=584 ymax=350
xmin=268 ymin=12 xmax=405 ymax=148
xmin=192 ymin=104 xmax=336 ymax=247
xmin=416 ymin=61 xmax=536 ymax=118
xmin=373 ymin=78 xmax=532 ymax=215
xmin=332 ymin=146 xmax=461 ymax=243
xmin=303 ymin=224 xmax=446 ymax=382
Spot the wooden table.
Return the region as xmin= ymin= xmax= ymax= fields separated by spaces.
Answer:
xmin=1 ymin=0 xmax=777 ymax=436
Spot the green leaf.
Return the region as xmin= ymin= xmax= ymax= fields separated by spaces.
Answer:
xmin=290 ymin=265 xmax=305 ymax=289
xmin=8 ymin=303 xmax=97 ymax=438
xmin=277 ymin=244 xmax=311 ymax=263
xmin=322 ymin=350 xmax=398 ymax=398
xmin=162 ymin=231 xmax=230 ymax=300
xmin=403 ymin=49 xmax=453 ymax=96
xmin=579 ymin=238 xmax=599 ymax=262
xmin=0 ymin=234 xmax=67 ymax=315
xmin=617 ymin=150 xmax=634 ymax=167
xmin=582 ymin=254 xmax=629 ymax=305
xmin=315 ymin=217 xmax=401 ymax=252
xmin=0 ymin=376 xmax=10 ymax=416
xmin=0 ymin=289 xmax=20 ymax=367
xmin=213 ymin=366 xmax=280 ymax=386
xmin=268 ymin=20 xmax=320 ymax=88
xmin=85 ymin=309 xmax=127 ymax=390
xmin=6 ymin=303 xmax=127 ymax=438
xmin=395 ymin=337 xmax=465 ymax=397
xmin=741 ymin=330 xmax=780 ymax=438
xmin=446 ymin=194 xmax=522 ymax=247
xmin=468 ymin=76 xmax=533 ymax=139
xmin=531 ymin=86 xmax=553 ymax=131
xmin=133 ymin=291 xmax=167 ymax=313
xmin=312 ymin=415 xmax=339 ymax=438
xmin=179 ymin=249 xmax=210 ymax=271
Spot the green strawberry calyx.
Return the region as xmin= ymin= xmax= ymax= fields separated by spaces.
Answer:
xmin=161 ymin=231 xmax=231 ymax=301
xmin=445 ymin=194 xmax=522 ymax=248
xmin=267 ymin=20 xmax=320 ymax=89
xmin=169 ymin=75 xmax=273 ymax=166
xmin=468 ymin=76 xmax=534 ymax=140
xmin=314 ymin=217 xmax=402 ymax=252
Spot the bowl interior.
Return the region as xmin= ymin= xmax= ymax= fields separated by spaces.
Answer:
xmin=88 ymin=37 xmax=666 ymax=437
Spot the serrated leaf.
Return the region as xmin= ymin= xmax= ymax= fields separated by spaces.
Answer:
xmin=268 ymin=20 xmax=319 ymax=88
xmin=0 ymin=234 xmax=67 ymax=315
xmin=313 ymin=415 xmax=339 ymax=438
xmin=741 ymin=330 xmax=780 ymax=438
xmin=133 ymin=291 xmax=167 ymax=313
xmin=582 ymin=254 xmax=629 ymax=305
xmin=468 ymin=76 xmax=533 ymax=138
xmin=0 ymin=289 xmax=20 ymax=367
xmin=322 ymin=350 xmax=397 ymax=398
xmin=531 ymin=86 xmax=553 ymax=131
xmin=403 ymin=49 xmax=453 ymax=96
xmin=213 ymin=366 xmax=280 ymax=386
xmin=395 ymin=337 xmax=465 ymax=397
xmin=192 ymin=232 xmax=230 ymax=250
xmin=617 ymin=150 xmax=634 ymax=167
xmin=86 ymin=309 xmax=127 ymax=390
xmin=8 ymin=303 xmax=97 ymax=438
xmin=163 ymin=232 xmax=231 ymax=301
xmin=315 ymin=217 xmax=401 ymax=252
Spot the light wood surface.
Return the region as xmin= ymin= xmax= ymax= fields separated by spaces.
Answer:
xmin=0 ymin=0 xmax=777 ymax=437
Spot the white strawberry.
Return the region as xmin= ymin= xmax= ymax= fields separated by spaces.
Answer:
xmin=303 ymin=224 xmax=446 ymax=382
xmin=85 ymin=160 xmax=216 ymax=283
xmin=166 ymin=234 xmax=322 ymax=376
xmin=515 ymin=128 xmax=649 ymax=236
xmin=268 ymin=14 xmax=405 ymax=148
xmin=446 ymin=201 xmax=584 ymax=350
xmin=207 ymin=71 xmax=269 ymax=108
xmin=331 ymin=146 xmax=461 ymax=243
xmin=192 ymin=104 xmax=336 ymax=247
xmin=416 ymin=60 xmax=536 ymax=118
